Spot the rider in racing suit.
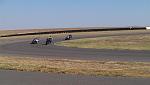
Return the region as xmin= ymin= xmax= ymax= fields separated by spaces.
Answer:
xmin=46 ymin=36 xmax=53 ymax=45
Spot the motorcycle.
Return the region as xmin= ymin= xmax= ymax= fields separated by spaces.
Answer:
xmin=65 ymin=35 xmax=72 ymax=40
xmin=31 ymin=38 xmax=39 ymax=44
xmin=45 ymin=38 xmax=53 ymax=45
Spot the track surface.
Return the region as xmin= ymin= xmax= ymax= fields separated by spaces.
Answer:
xmin=0 ymin=31 xmax=150 ymax=85
xmin=0 ymin=70 xmax=150 ymax=85
xmin=1 ymin=31 xmax=150 ymax=61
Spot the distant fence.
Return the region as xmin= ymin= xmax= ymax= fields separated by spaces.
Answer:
xmin=0 ymin=27 xmax=146 ymax=37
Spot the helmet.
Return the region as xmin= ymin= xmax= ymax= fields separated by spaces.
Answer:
xmin=48 ymin=36 xmax=52 ymax=39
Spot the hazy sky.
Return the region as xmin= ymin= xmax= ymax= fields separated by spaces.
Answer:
xmin=0 ymin=0 xmax=149 ymax=29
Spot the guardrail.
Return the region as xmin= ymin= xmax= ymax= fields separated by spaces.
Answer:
xmin=0 ymin=27 xmax=146 ymax=37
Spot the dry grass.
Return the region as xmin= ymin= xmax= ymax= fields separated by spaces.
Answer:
xmin=0 ymin=29 xmax=149 ymax=38
xmin=0 ymin=56 xmax=150 ymax=78
xmin=0 ymin=28 xmax=81 ymax=36
xmin=56 ymin=34 xmax=150 ymax=50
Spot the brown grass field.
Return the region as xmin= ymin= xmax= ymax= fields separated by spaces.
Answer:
xmin=56 ymin=34 xmax=150 ymax=50
xmin=0 ymin=56 xmax=150 ymax=78
xmin=0 ymin=28 xmax=81 ymax=36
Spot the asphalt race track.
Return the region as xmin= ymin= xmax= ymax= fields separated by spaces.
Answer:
xmin=1 ymin=31 xmax=150 ymax=62
xmin=0 ymin=70 xmax=150 ymax=85
xmin=0 ymin=31 xmax=150 ymax=85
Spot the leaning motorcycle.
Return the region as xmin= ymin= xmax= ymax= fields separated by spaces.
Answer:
xmin=31 ymin=38 xmax=39 ymax=44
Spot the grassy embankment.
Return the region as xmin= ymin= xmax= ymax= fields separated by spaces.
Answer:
xmin=0 ymin=56 xmax=150 ymax=78
xmin=56 ymin=34 xmax=150 ymax=50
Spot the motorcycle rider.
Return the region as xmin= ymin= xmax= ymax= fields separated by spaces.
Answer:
xmin=65 ymin=34 xmax=72 ymax=40
xmin=31 ymin=38 xmax=39 ymax=44
xmin=69 ymin=34 xmax=72 ymax=38
xmin=46 ymin=36 xmax=53 ymax=45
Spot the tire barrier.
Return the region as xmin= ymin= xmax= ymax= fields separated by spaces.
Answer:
xmin=0 ymin=27 xmax=146 ymax=37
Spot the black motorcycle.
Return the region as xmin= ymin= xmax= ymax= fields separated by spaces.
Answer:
xmin=65 ymin=35 xmax=72 ymax=40
xmin=31 ymin=38 xmax=39 ymax=44
xmin=46 ymin=38 xmax=53 ymax=45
